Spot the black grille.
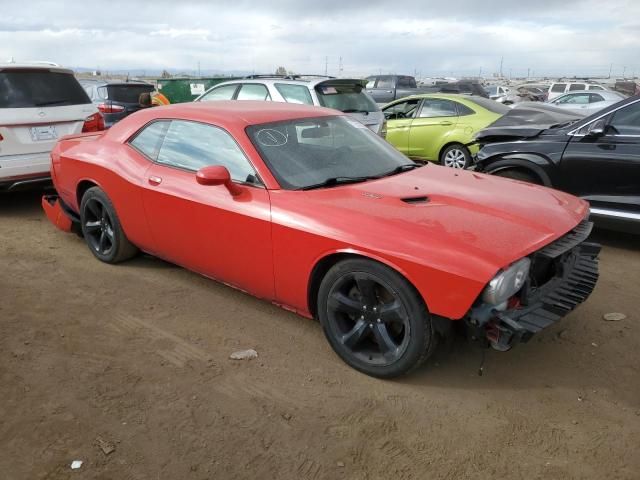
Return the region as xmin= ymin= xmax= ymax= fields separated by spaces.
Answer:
xmin=537 ymin=219 xmax=593 ymax=259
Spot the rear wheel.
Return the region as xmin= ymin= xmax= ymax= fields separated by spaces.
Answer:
xmin=80 ymin=187 xmax=138 ymax=264
xmin=317 ymin=258 xmax=435 ymax=378
xmin=440 ymin=144 xmax=471 ymax=169
xmin=493 ymin=169 xmax=542 ymax=185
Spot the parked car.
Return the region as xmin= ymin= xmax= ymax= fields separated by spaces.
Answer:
xmin=485 ymin=85 xmax=510 ymax=100
xmin=42 ymin=101 xmax=599 ymax=377
xmin=547 ymin=90 xmax=626 ymax=115
xmin=547 ymin=81 xmax=607 ymax=100
xmin=365 ymin=75 xmax=488 ymax=104
xmin=79 ymin=79 xmax=156 ymax=128
xmin=474 ymin=95 xmax=640 ymax=233
xmin=0 ymin=62 xmax=103 ymax=191
xmin=382 ymin=94 xmax=509 ymax=168
xmin=194 ymin=75 xmax=385 ymax=136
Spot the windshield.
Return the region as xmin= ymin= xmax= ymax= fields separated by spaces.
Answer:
xmin=246 ymin=116 xmax=414 ymax=190
xmin=0 ymin=69 xmax=91 ymax=108
xmin=315 ymin=83 xmax=378 ymax=113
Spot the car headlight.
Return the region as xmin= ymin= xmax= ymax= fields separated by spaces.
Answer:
xmin=482 ymin=257 xmax=531 ymax=305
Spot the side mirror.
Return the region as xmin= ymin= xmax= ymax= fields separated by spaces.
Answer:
xmin=196 ymin=165 xmax=242 ymax=196
xmin=586 ymin=120 xmax=606 ymax=137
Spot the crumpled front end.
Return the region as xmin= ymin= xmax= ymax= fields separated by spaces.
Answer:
xmin=42 ymin=195 xmax=78 ymax=233
xmin=467 ymin=218 xmax=600 ymax=351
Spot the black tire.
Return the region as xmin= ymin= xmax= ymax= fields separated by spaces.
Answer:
xmin=80 ymin=186 xmax=138 ymax=263
xmin=494 ymin=169 xmax=541 ymax=185
xmin=440 ymin=144 xmax=471 ymax=169
xmin=317 ymin=258 xmax=435 ymax=378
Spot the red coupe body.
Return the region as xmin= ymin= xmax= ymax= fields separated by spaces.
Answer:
xmin=48 ymin=102 xmax=589 ymax=322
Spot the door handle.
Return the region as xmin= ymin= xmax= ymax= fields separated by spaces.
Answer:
xmin=439 ymin=121 xmax=453 ymax=126
xmin=148 ymin=175 xmax=162 ymax=186
xmin=386 ymin=90 xmax=393 ymax=93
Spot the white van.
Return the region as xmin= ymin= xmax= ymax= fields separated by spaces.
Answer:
xmin=0 ymin=62 xmax=104 ymax=191
xmin=547 ymin=82 xmax=607 ymax=100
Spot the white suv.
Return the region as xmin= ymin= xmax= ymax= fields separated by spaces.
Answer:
xmin=195 ymin=75 xmax=386 ymax=136
xmin=547 ymin=81 xmax=607 ymax=100
xmin=0 ymin=62 xmax=104 ymax=191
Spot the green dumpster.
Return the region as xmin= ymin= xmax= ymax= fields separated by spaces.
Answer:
xmin=156 ymin=77 xmax=240 ymax=103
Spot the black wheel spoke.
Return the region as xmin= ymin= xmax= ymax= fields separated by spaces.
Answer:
xmin=341 ymin=318 xmax=369 ymax=348
xmin=380 ymin=300 xmax=404 ymax=324
xmin=84 ymin=220 xmax=101 ymax=232
xmin=372 ymin=323 xmax=399 ymax=355
xmin=354 ymin=274 xmax=377 ymax=305
xmin=105 ymin=227 xmax=115 ymax=242
xmin=328 ymin=292 xmax=362 ymax=316
xmin=98 ymin=231 xmax=107 ymax=252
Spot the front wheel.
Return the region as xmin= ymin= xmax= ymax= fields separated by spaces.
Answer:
xmin=80 ymin=186 xmax=138 ymax=264
xmin=317 ymin=259 xmax=435 ymax=378
xmin=440 ymin=144 xmax=471 ymax=169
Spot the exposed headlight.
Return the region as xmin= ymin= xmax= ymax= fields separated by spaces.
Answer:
xmin=482 ymin=257 xmax=531 ymax=305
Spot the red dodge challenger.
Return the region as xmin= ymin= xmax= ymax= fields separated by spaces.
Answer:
xmin=43 ymin=101 xmax=600 ymax=378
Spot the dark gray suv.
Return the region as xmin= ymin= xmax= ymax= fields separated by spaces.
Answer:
xmin=79 ymin=79 xmax=155 ymax=128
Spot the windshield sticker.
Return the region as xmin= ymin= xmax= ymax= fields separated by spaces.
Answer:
xmin=256 ymin=128 xmax=288 ymax=147
xmin=320 ymin=86 xmax=338 ymax=95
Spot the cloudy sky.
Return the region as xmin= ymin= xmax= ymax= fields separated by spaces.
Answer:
xmin=2 ymin=0 xmax=639 ymax=78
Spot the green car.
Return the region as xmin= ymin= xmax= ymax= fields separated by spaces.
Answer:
xmin=382 ymin=94 xmax=509 ymax=168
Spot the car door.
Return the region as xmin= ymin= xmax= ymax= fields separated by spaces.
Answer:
xmin=561 ymin=100 xmax=640 ymax=211
xmin=407 ymin=98 xmax=459 ymax=160
xmin=382 ymin=98 xmax=422 ymax=156
xmin=366 ymin=77 xmax=395 ymax=104
xmin=139 ymin=119 xmax=275 ymax=299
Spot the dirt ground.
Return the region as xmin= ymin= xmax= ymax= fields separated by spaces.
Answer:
xmin=1 ymin=190 xmax=639 ymax=480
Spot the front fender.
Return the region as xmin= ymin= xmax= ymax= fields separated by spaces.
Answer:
xmin=477 ymin=154 xmax=553 ymax=187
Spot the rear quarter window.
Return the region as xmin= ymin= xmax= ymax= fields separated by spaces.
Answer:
xmin=0 ymin=69 xmax=91 ymax=108
xmin=275 ymin=83 xmax=313 ymax=105
xmin=551 ymin=83 xmax=566 ymax=92
xmin=129 ymin=121 xmax=170 ymax=160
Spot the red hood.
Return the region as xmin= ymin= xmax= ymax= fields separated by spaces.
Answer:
xmin=272 ymin=164 xmax=588 ymax=283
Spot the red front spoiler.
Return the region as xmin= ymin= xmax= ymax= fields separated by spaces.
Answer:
xmin=42 ymin=195 xmax=74 ymax=233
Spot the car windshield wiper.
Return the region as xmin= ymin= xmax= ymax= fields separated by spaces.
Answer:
xmin=342 ymin=109 xmax=370 ymax=115
xmin=34 ymin=99 xmax=72 ymax=107
xmin=299 ymin=176 xmax=376 ymax=191
xmin=375 ymin=163 xmax=422 ymax=178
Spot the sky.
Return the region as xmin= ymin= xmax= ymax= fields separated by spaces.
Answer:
xmin=2 ymin=0 xmax=639 ymax=79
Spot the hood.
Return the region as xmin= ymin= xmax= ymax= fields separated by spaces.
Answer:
xmin=473 ymin=103 xmax=581 ymax=143
xmin=281 ymin=165 xmax=587 ymax=282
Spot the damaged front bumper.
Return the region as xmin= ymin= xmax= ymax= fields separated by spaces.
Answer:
xmin=467 ymin=219 xmax=600 ymax=351
xmin=42 ymin=195 xmax=80 ymax=234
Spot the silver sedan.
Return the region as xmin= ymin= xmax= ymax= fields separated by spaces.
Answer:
xmin=547 ymin=90 xmax=626 ymax=115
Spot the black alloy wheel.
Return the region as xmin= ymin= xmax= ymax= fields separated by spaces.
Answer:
xmin=318 ymin=259 xmax=434 ymax=378
xmin=80 ymin=187 xmax=138 ymax=264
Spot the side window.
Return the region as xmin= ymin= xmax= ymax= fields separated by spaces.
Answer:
xmin=129 ymin=121 xmax=170 ymax=160
xmin=456 ymin=102 xmax=475 ymax=116
xmin=97 ymin=86 xmax=108 ymax=100
xmin=589 ymin=85 xmax=605 ymax=91
xmin=419 ymin=99 xmax=458 ymax=118
xmin=559 ymin=93 xmax=590 ymax=104
xmin=551 ymin=83 xmax=566 ymax=93
xmin=275 ymin=83 xmax=313 ymax=105
xmin=365 ymin=79 xmax=376 ymax=88
xmin=199 ymin=84 xmax=238 ymax=102
xmin=376 ymin=78 xmax=394 ymax=89
xmin=608 ymin=102 xmax=640 ymax=136
xmin=236 ymin=84 xmax=271 ymax=101
xmin=383 ymin=99 xmax=421 ymax=120
xmin=590 ymin=94 xmax=605 ymax=103
xmin=83 ymin=86 xmax=94 ymax=99
xmin=157 ymin=121 xmax=258 ymax=183
xmin=569 ymin=83 xmax=586 ymax=91
xmin=397 ymin=77 xmax=415 ymax=88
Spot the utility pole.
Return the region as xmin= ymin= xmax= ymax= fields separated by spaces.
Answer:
xmin=197 ymin=61 xmax=201 ymax=78
xmin=499 ymin=56 xmax=503 ymax=78
xmin=324 ymin=56 xmax=328 ymax=76
xmin=623 ymin=66 xmax=627 ymax=78
xmin=527 ymin=67 xmax=530 ymax=78
xmin=339 ymin=56 xmax=343 ymax=76
xmin=608 ymin=63 xmax=613 ymax=78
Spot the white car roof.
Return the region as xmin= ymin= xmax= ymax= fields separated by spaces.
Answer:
xmin=0 ymin=62 xmax=73 ymax=74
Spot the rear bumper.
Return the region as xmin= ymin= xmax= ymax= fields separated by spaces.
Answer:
xmin=42 ymin=195 xmax=78 ymax=233
xmin=468 ymin=219 xmax=600 ymax=350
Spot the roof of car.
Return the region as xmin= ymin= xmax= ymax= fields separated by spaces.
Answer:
xmin=108 ymin=101 xmax=340 ymax=141
xmin=554 ymin=90 xmax=622 ymax=98
xmin=0 ymin=62 xmax=73 ymax=73
xmin=387 ymin=93 xmax=481 ymax=102
xmin=79 ymin=78 xmax=153 ymax=86
xmin=209 ymin=77 xmax=365 ymax=89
